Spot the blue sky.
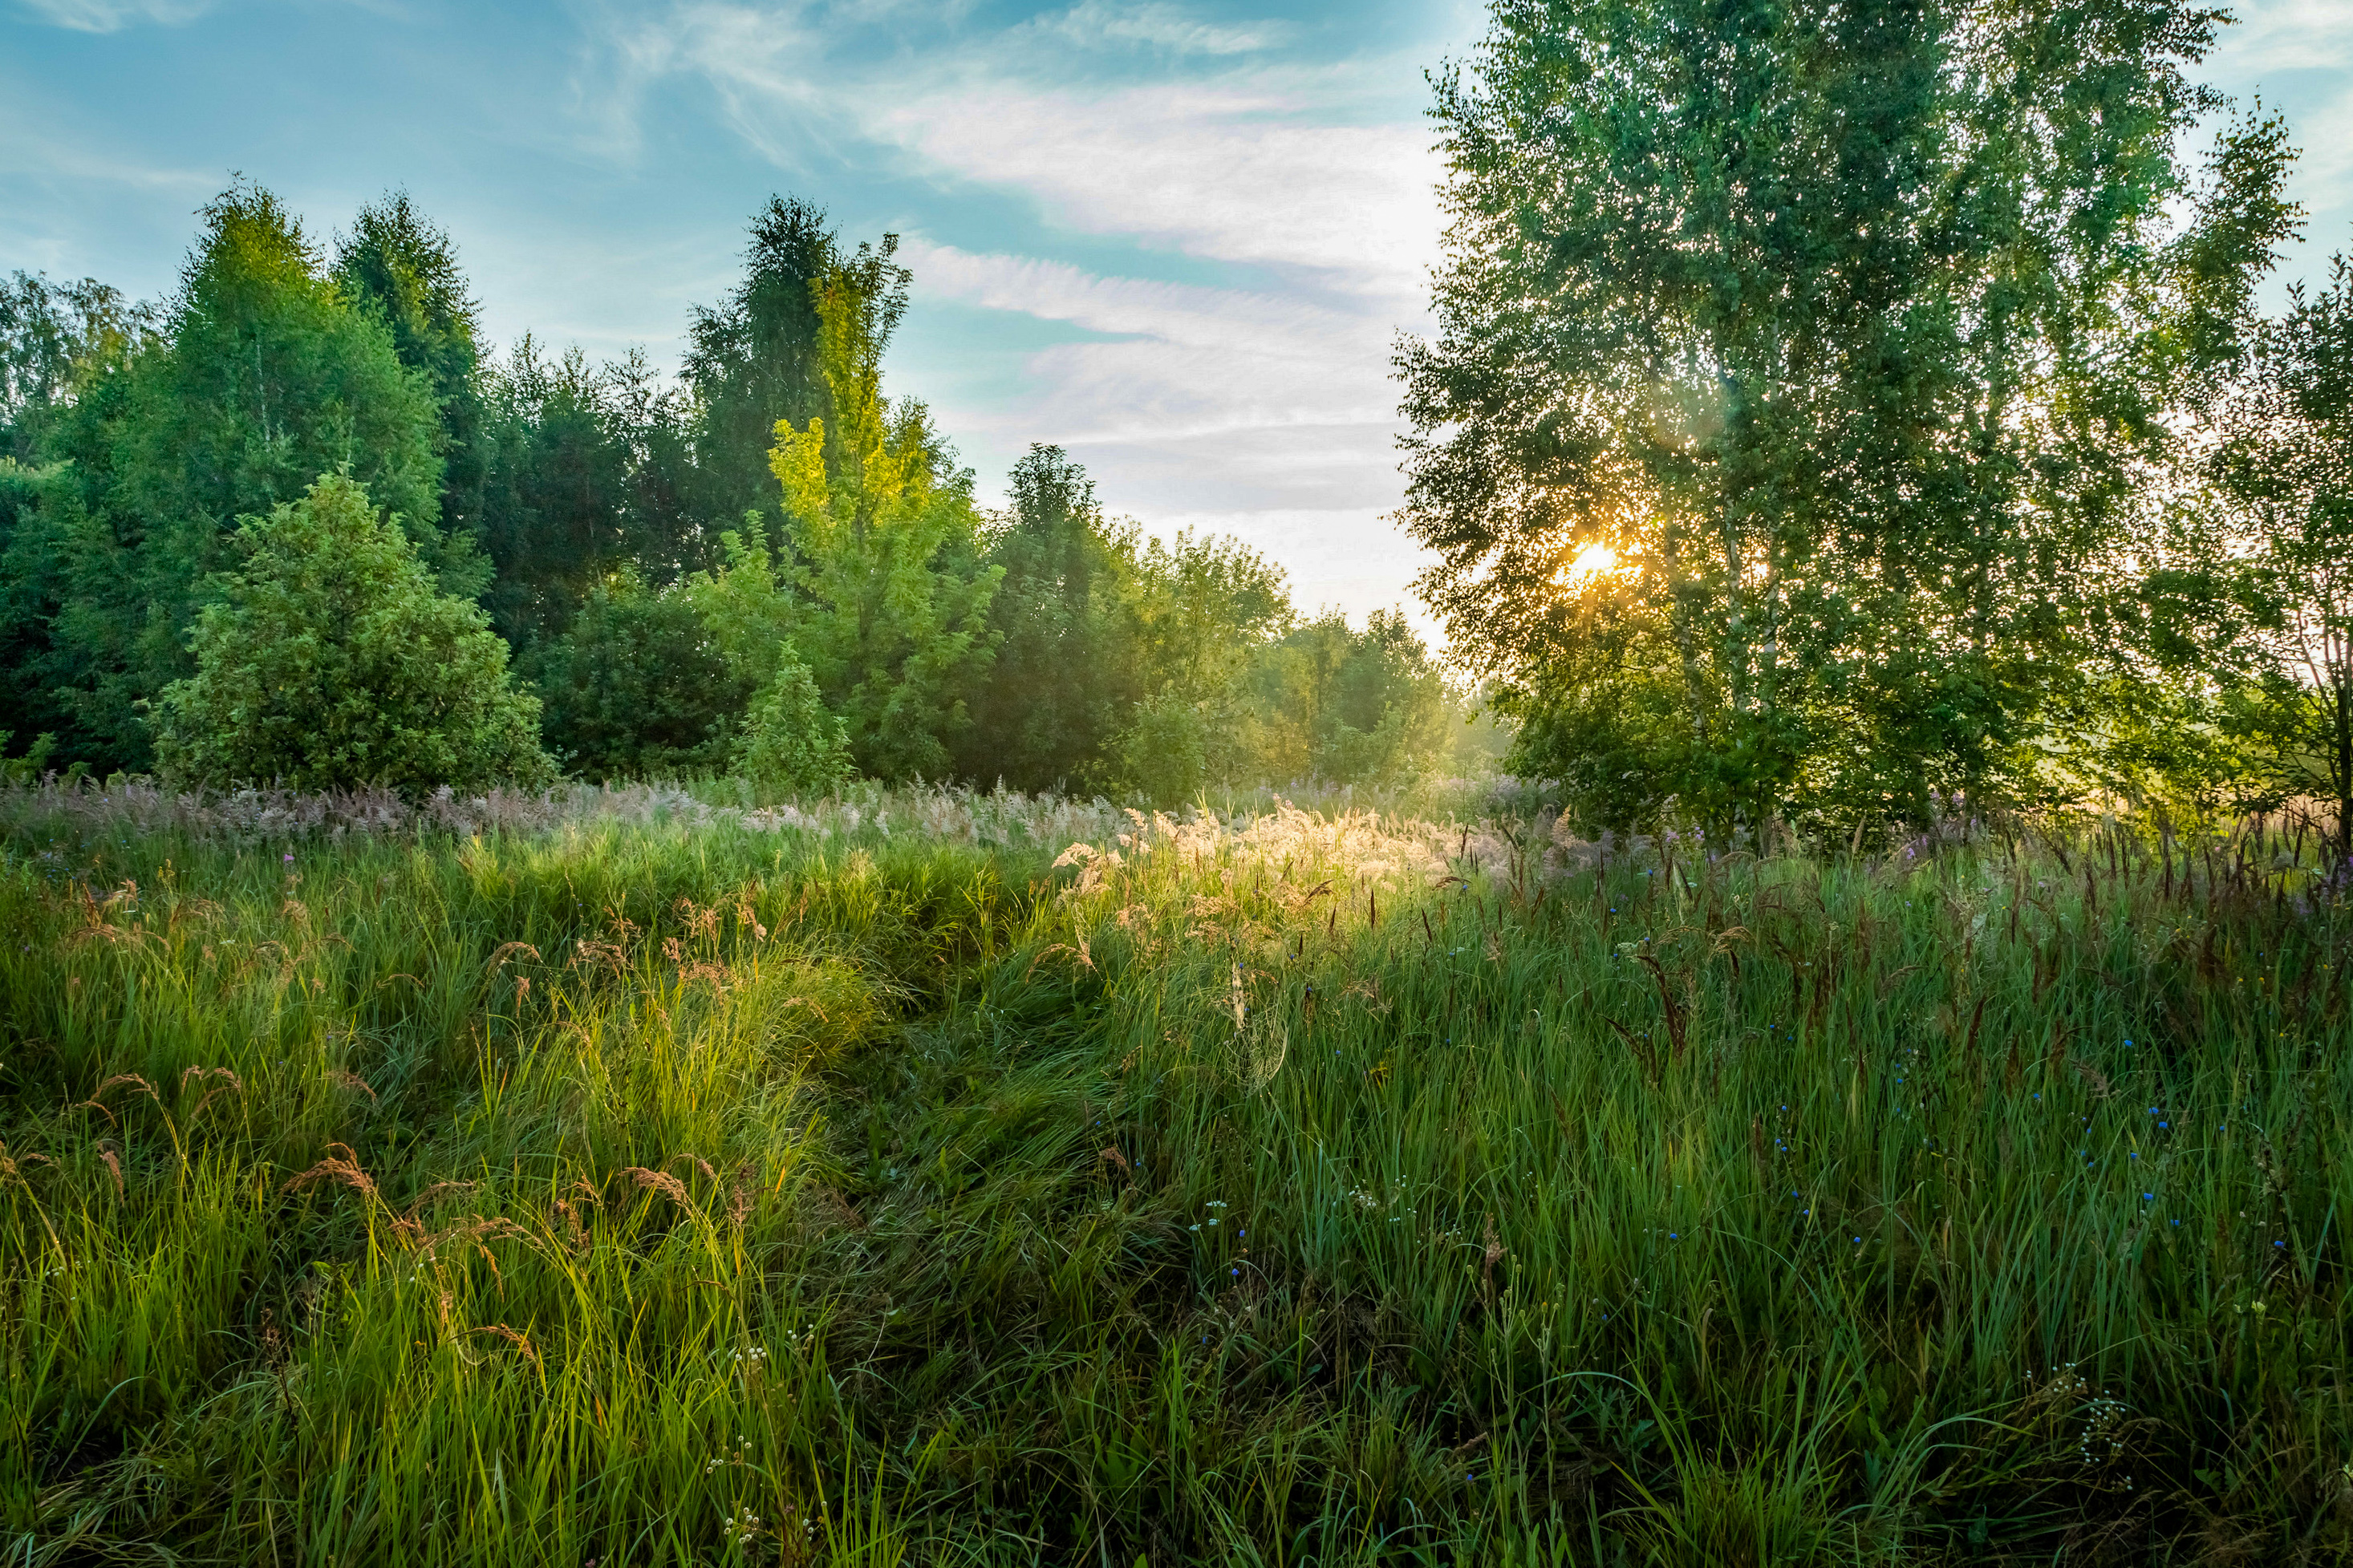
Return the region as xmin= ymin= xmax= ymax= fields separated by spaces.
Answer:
xmin=5 ymin=0 xmax=2351 ymax=638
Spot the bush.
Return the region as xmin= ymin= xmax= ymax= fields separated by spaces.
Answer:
xmin=525 ymin=569 xmax=748 ymax=780
xmin=732 ymin=651 xmax=850 ymax=792
xmin=152 ymin=472 xmax=551 ymax=794
xmin=1114 ymin=687 xmax=1208 ymax=807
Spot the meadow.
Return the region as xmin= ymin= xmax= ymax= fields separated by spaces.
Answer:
xmin=2 ymin=778 xmax=2347 ymax=1566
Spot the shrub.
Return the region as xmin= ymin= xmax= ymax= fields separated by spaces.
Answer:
xmin=1114 ymin=687 xmax=1208 ymax=807
xmin=732 ymin=650 xmax=850 ymax=792
xmin=152 ymin=472 xmax=552 ymax=794
xmin=525 ymin=569 xmax=748 ymax=780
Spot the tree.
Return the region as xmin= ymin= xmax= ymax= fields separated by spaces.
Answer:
xmin=751 ymin=252 xmax=999 ymax=780
xmin=152 ymin=472 xmax=550 ymax=794
xmin=0 ymin=273 xmax=155 ymax=755
xmin=523 ymin=568 xmax=748 ymax=780
xmin=335 ymin=192 xmax=490 ymax=547
xmin=684 ymin=197 xmax=870 ymax=537
xmin=0 ymin=272 xmax=155 ymax=464
xmin=734 ymin=654 xmax=851 ymax=793
xmin=473 ymin=338 xmax=706 ymax=650
xmin=1400 ymin=0 xmax=2294 ymax=839
xmin=958 ymin=445 xmax=1147 ymax=791
xmin=6 ymin=183 xmax=467 ymax=771
xmin=2201 ymin=251 xmax=2353 ymax=852
xmin=1247 ymin=609 xmax=1452 ymax=785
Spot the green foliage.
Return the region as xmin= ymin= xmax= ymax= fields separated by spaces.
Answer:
xmin=0 ymin=729 xmax=56 ymax=785
xmin=959 ymin=445 xmax=1146 ymax=792
xmin=2199 ymin=249 xmax=2353 ymax=850
xmin=2 ymin=189 xmax=1477 ymax=798
xmin=1 ymin=182 xmax=468 ymax=771
xmin=1110 ymin=686 xmax=1210 ymax=807
xmin=1102 ymin=530 xmax=1292 ymax=800
xmin=1246 ymin=609 xmax=1450 ymax=786
xmin=151 ymin=472 xmax=550 ymax=794
xmin=755 ymin=258 xmax=999 ymax=780
xmin=1127 ymin=527 xmax=1291 ymax=710
xmin=684 ymin=197 xmax=859 ymax=533
xmin=334 ymin=191 xmax=491 ymax=546
xmin=524 ymin=568 xmax=748 ymax=781
xmin=733 ymin=653 xmax=851 ymax=793
xmin=0 ymin=271 xmax=154 ymax=463
xmin=1402 ymin=1 xmax=2298 ymax=839
xmin=477 ymin=338 xmax=701 ymax=647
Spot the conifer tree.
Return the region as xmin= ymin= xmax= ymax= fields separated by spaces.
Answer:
xmin=8 ymin=182 xmax=462 ymax=769
xmin=684 ymin=198 xmax=870 ymax=537
xmin=335 ymin=192 xmax=489 ymax=547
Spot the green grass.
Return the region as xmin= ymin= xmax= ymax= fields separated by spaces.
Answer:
xmin=3 ymin=784 xmax=2349 ymax=1565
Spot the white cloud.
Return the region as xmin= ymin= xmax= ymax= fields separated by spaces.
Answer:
xmin=2211 ymin=0 xmax=2353 ymax=75
xmin=903 ymin=240 xmax=1358 ymax=361
xmin=16 ymin=0 xmax=207 ymax=29
xmin=894 ymin=239 xmax=1424 ymax=617
xmin=0 ymin=97 xmax=216 ymax=192
xmin=900 ymin=240 xmax=1398 ymax=451
xmin=583 ymin=4 xmax=1445 ymax=298
xmin=571 ymin=0 xmax=1451 ymax=626
xmin=1031 ymin=1 xmax=1290 ymax=56
xmin=875 ymin=79 xmax=1442 ymax=298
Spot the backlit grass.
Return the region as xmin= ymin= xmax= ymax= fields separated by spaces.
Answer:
xmin=3 ymin=785 xmax=2347 ymax=1564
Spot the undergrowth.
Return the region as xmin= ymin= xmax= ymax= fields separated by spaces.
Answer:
xmin=2 ymin=785 xmax=2347 ymax=1564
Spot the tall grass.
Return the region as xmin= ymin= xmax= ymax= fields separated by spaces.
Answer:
xmin=2 ymin=783 xmax=2347 ymax=1564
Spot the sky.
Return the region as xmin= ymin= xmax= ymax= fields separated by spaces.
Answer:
xmin=5 ymin=0 xmax=2351 ymax=640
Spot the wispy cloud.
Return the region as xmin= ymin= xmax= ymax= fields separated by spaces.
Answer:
xmin=2211 ymin=0 xmax=2353 ymax=75
xmin=896 ymin=237 xmax=1425 ymax=623
xmin=903 ymin=240 xmax=1394 ymax=436
xmin=578 ymin=2 xmax=1442 ymax=294
xmin=0 ymin=97 xmax=216 ymax=192
xmin=1028 ymin=1 xmax=1290 ymax=56
xmin=15 ymin=0 xmax=208 ymax=30
xmin=565 ymin=0 xmax=1448 ymax=623
xmin=876 ymin=78 xmax=1441 ymax=298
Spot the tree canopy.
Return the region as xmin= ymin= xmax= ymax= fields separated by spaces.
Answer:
xmin=1401 ymin=0 xmax=2304 ymax=837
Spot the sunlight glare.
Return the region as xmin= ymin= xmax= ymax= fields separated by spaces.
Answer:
xmin=1563 ymin=541 xmax=1619 ymax=583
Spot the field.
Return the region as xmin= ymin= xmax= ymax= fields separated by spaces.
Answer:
xmin=2 ymin=779 xmax=2349 ymax=1566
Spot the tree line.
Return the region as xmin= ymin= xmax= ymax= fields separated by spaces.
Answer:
xmin=0 ymin=187 xmax=1491 ymax=800
xmin=1401 ymin=0 xmax=2353 ymax=847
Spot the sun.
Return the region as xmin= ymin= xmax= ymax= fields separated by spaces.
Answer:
xmin=1562 ymin=541 xmax=1619 ymax=583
